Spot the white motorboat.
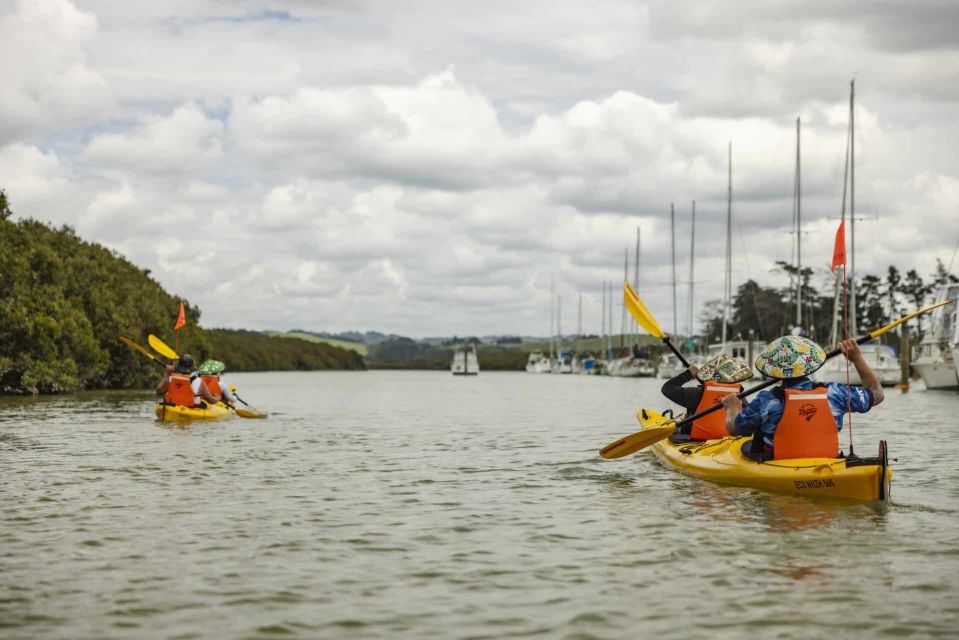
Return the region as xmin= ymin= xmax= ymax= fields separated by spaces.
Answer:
xmin=913 ymin=283 xmax=959 ymax=390
xmin=607 ymin=355 xmax=655 ymax=377
xmin=656 ymin=353 xmax=687 ymax=379
xmin=552 ymin=348 xmax=574 ymax=374
xmin=451 ymin=345 xmax=480 ymax=376
xmin=817 ymin=343 xmax=902 ymax=386
xmin=525 ymin=351 xmax=552 ymax=374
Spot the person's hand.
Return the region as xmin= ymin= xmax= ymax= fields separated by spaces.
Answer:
xmin=721 ymin=394 xmax=742 ymax=412
xmin=688 ymin=364 xmax=699 ymax=377
xmin=840 ymin=339 xmax=862 ymax=361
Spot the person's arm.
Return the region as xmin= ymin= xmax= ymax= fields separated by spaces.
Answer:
xmin=198 ymin=380 xmax=220 ymax=404
xmin=661 ymin=365 xmax=697 ymax=405
xmin=219 ymin=380 xmax=236 ymax=403
xmin=155 ymin=365 xmax=173 ymax=396
xmin=842 ymin=339 xmax=884 ymax=406
xmin=722 ymin=394 xmax=743 ymax=435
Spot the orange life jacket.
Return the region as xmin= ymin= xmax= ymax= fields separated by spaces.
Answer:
xmin=773 ymin=388 xmax=840 ymax=459
xmin=690 ymin=381 xmax=743 ymax=440
xmin=166 ymin=372 xmax=200 ymax=407
xmin=200 ymin=374 xmax=222 ymax=396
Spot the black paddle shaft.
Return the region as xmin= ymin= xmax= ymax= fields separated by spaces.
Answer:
xmin=673 ymin=336 xmax=871 ymax=429
xmin=663 ymin=336 xmax=690 ymax=369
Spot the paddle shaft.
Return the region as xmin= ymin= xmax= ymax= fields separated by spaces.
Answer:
xmin=674 ymin=333 xmax=876 ymax=430
xmin=662 ymin=336 xmax=690 ymax=369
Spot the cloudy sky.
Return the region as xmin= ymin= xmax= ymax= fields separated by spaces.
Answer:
xmin=2 ymin=0 xmax=958 ymax=337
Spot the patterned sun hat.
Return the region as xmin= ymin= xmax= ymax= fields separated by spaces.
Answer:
xmin=755 ymin=336 xmax=827 ymax=379
xmin=197 ymin=359 xmax=226 ymax=375
xmin=696 ymin=353 xmax=754 ymax=383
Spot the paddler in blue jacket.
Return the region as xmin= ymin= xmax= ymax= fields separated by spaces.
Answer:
xmin=721 ymin=336 xmax=884 ymax=454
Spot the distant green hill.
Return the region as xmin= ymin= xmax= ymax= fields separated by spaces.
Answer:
xmin=0 ymin=189 xmax=364 ymax=394
xmin=266 ymin=331 xmax=368 ymax=356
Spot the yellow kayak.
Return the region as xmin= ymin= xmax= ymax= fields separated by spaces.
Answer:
xmin=155 ymin=402 xmax=233 ymax=423
xmin=639 ymin=408 xmax=891 ymax=501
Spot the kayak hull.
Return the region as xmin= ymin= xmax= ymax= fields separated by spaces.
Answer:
xmin=155 ymin=402 xmax=232 ymax=423
xmin=639 ymin=408 xmax=891 ymax=501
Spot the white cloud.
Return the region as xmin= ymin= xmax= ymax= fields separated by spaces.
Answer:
xmin=0 ymin=0 xmax=112 ymax=145
xmin=81 ymin=102 xmax=224 ymax=176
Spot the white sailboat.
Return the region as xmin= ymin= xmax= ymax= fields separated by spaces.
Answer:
xmin=609 ymin=230 xmax=655 ymax=377
xmin=913 ymin=283 xmax=959 ymax=389
xmin=658 ymin=203 xmax=688 ymax=380
xmin=820 ymin=80 xmax=902 ymax=386
xmin=451 ymin=345 xmax=480 ymax=376
xmin=525 ymin=351 xmax=552 ymax=373
xmin=706 ymin=144 xmax=757 ymax=366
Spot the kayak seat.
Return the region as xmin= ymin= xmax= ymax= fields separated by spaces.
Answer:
xmin=741 ymin=439 xmax=773 ymax=462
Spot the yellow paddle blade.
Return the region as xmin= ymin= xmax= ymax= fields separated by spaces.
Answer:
xmin=869 ymin=300 xmax=953 ymax=339
xmin=624 ymin=282 xmax=665 ymax=339
xmin=119 ymin=336 xmax=157 ymax=361
xmin=599 ymin=425 xmax=674 ymax=459
xmin=148 ymin=334 xmax=179 ymax=360
xmin=235 ymin=407 xmax=268 ymax=419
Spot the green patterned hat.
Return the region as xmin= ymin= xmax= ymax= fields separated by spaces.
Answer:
xmin=756 ymin=336 xmax=827 ymax=379
xmin=197 ymin=359 xmax=225 ymax=375
xmin=696 ymin=353 xmax=754 ymax=383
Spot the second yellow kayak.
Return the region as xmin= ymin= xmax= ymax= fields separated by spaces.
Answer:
xmin=155 ymin=402 xmax=232 ymax=423
xmin=638 ymin=408 xmax=891 ymax=501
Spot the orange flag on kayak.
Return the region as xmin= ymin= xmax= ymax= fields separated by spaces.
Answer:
xmin=831 ymin=220 xmax=846 ymax=271
xmin=173 ymin=302 xmax=186 ymax=331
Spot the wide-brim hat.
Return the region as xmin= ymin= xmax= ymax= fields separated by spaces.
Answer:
xmin=197 ymin=359 xmax=225 ymax=375
xmin=696 ymin=353 xmax=754 ymax=383
xmin=174 ymin=354 xmax=195 ymax=374
xmin=756 ymin=336 xmax=827 ymax=379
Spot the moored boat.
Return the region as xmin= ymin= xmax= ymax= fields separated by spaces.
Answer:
xmin=638 ymin=408 xmax=891 ymax=501
xmin=525 ymin=351 xmax=552 ymax=373
xmin=451 ymin=345 xmax=480 ymax=375
xmin=913 ymin=284 xmax=959 ymax=390
xmin=817 ymin=343 xmax=901 ymax=386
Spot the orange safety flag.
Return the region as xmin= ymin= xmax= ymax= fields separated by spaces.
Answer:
xmin=831 ymin=220 xmax=846 ymax=271
xmin=173 ymin=302 xmax=186 ymax=331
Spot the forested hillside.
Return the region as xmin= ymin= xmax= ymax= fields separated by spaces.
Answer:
xmin=0 ymin=191 xmax=363 ymax=394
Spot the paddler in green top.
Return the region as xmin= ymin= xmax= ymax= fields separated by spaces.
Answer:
xmin=197 ymin=359 xmax=238 ymax=405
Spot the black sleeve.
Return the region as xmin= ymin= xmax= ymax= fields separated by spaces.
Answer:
xmin=661 ymin=370 xmax=694 ymax=407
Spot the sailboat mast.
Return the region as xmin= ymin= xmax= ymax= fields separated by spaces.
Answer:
xmin=601 ymin=281 xmax=606 ymax=355
xmin=607 ymin=280 xmax=613 ymax=356
xmin=620 ymin=248 xmax=627 ymax=349
xmin=549 ymin=278 xmax=555 ymax=360
xmin=671 ymin=203 xmax=677 ymax=336
xmin=634 ymin=227 xmax=640 ymax=341
xmin=795 ymin=117 xmax=802 ymax=329
xmin=850 ymin=79 xmax=857 ymax=337
xmin=557 ymin=294 xmax=562 ymax=350
xmin=723 ymin=143 xmax=732 ymax=351
xmin=689 ymin=200 xmax=696 ymax=353
xmin=577 ymin=292 xmax=582 ymax=349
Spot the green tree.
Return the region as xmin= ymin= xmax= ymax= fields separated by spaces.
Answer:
xmin=0 ymin=189 xmax=11 ymax=221
xmin=930 ymin=258 xmax=958 ymax=288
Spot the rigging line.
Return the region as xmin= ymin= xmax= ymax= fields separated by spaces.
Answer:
xmin=841 ymin=262 xmax=855 ymax=457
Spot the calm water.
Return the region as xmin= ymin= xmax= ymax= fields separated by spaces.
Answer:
xmin=2 ymin=371 xmax=958 ymax=639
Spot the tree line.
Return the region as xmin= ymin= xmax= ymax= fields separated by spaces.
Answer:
xmin=701 ymin=259 xmax=958 ymax=346
xmin=0 ymin=190 xmax=363 ymax=394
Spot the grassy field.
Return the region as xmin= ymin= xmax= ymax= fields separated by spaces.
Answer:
xmin=510 ymin=334 xmax=663 ymax=353
xmin=267 ymin=331 xmax=369 ymax=356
